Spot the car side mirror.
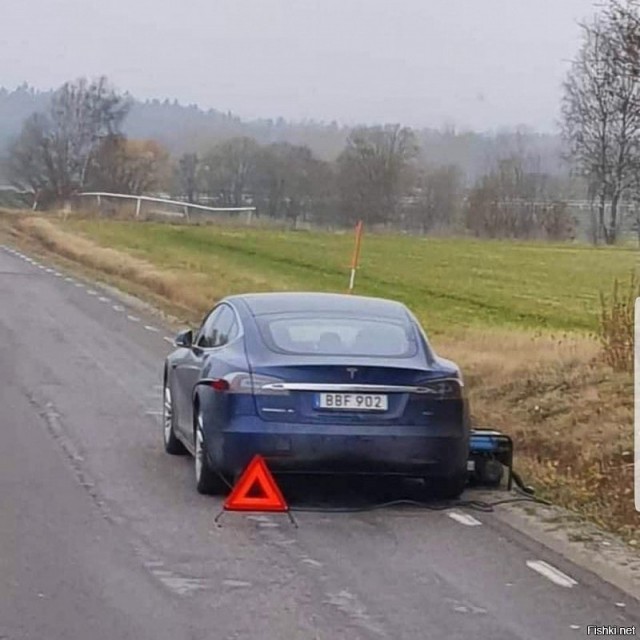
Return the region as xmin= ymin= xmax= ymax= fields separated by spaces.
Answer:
xmin=174 ymin=328 xmax=193 ymax=348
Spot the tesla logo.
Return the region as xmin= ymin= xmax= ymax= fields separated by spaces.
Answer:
xmin=346 ymin=367 xmax=358 ymax=379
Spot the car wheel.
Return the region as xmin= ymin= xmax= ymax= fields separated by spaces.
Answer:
xmin=194 ymin=409 xmax=228 ymax=495
xmin=428 ymin=469 xmax=468 ymax=501
xmin=163 ymin=381 xmax=187 ymax=455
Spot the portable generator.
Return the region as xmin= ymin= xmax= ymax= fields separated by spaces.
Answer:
xmin=467 ymin=428 xmax=514 ymax=490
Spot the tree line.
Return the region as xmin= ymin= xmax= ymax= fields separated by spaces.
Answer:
xmin=6 ymin=76 xmax=576 ymax=241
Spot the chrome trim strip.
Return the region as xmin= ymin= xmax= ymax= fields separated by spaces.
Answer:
xmin=260 ymin=383 xmax=440 ymax=394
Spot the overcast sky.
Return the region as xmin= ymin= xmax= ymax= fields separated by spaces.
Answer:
xmin=2 ymin=0 xmax=597 ymax=132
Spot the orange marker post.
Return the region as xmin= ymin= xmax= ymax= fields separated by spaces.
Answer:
xmin=348 ymin=220 xmax=364 ymax=294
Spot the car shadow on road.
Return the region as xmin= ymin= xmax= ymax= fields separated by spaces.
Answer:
xmin=270 ymin=475 xmax=454 ymax=512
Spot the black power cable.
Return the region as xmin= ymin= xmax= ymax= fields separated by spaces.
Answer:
xmin=287 ymin=470 xmax=552 ymax=514
xmin=289 ymin=493 xmax=550 ymax=515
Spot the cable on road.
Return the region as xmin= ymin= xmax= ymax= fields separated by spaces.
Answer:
xmin=286 ymin=468 xmax=552 ymax=515
xmin=289 ymin=494 xmax=549 ymax=515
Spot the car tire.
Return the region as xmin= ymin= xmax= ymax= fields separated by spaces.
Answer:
xmin=428 ymin=469 xmax=468 ymax=501
xmin=163 ymin=380 xmax=187 ymax=455
xmin=194 ymin=409 xmax=228 ymax=495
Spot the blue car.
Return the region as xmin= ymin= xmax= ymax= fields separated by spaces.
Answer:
xmin=162 ymin=292 xmax=470 ymax=498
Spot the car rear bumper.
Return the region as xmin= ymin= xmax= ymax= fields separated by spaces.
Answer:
xmin=204 ymin=416 xmax=469 ymax=478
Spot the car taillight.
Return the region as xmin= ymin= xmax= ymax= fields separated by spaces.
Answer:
xmin=419 ymin=378 xmax=463 ymax=399
xmin=224 ymin=372 xmax=290 ymax=395
xmin=209 ymin=379 xmax=230 ymax=392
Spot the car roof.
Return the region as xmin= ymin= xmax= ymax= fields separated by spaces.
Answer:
xmin=226 ymin=292 xmax=410 ymax=319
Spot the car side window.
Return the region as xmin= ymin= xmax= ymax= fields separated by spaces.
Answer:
xmin=196 ymin=305 xmax=238 ymax=348
xmin=211 ymin=306 xmax=236 ymax=347
xmin=196 ymin=307 xmax=224 ymax=348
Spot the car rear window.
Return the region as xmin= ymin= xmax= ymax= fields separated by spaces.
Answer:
xmin=256 ymin=315 xmax=418 ymax=357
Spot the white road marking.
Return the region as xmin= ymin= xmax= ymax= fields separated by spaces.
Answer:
xmin=301 ymin=558 xmax=323 ymax=567
xmin=222 ymin=580 xmax=252 ymax=588
xmin=98 ymin=296 xmax=110 ymax=303
xmin=615 ymin=602 xmax=626 ymax=608
xmin=144 ymin=325 xmax=159 ymax=332
xmin=38 ymin=265 xmax=45 ymax=270
xmin=65 ymin=277 xmax=73 ymax=282
xmin=86 ymin=289 xmax=97 ymax=295
xmin=127 ymin=315 xmax=140 ymax=322
xmin=526 ymin=560 xmax=577 ymax=588
xmin=145 ymin=410 xmax=163 ymax=416
xmin=163 ymin=336 xmax=174 ymax=344
xmin=45 ymin=268 xmax=53 ymax=273
xmin=74 ymin=283 xmax=84 ymax=288
xmin=448 ymin=511 xmax=482 ymax=527
xmin=55 ymin=273 xmax=62 ymax=277
xmin=570 ymin=625 xmax=581 ymax=630
xmin=112 ymin=305 xmax=125 ymax=312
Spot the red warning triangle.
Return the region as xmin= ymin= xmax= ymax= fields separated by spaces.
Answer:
xmin=224 ymin=455 xmax=288 ymax=512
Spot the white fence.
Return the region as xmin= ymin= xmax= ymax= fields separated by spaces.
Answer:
xmin=78 ymin=192 xmax=256 ymax=222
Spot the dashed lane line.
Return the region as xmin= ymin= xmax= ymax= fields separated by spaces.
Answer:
xmin=448 ymin=511 xmax=482 ymax=527
xmin=4 ymin=250 xmax=178 ymax=348
xmin=526 ymin=560 xmax=577 ymax=588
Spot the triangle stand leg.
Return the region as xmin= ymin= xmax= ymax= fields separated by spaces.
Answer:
xmin=213 ymin=508 xmax=298 ymax=527
xmin=286 ymin=509 xmax=299 ymax=528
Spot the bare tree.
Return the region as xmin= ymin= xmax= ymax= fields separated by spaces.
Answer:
xmin=407 ymin=165 xmax=462 ymax=233
xmin=253 ymin=142 xmax=332 ymax=226
xmin=7 ymin=113 xmax=52 ymax=206
xmin=337 ymin=125 xmax=418 ymax=226
xmin=607 ymin=0 xmax=640 ymax=77
xmin=200 ymin=137 xmax=259 ymax=207
xmin=8 ymin=77 xmax=130 ymax=207
xmin=562 ymin=3 xmax=640 ymax=244
xmin=465 ymin=154 xmax=573 ymax=240
xmin=86 ymin=136 xmax=170 ymax=194
xmin=176 ymin=153 xmax=199 ymax=203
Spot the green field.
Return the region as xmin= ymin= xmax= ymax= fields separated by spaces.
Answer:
xmin=62 ymin=219 xmax=638 ymax=334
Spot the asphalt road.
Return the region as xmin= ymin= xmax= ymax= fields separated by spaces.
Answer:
xmin=1 ymin=244 xmax=638 ymax=640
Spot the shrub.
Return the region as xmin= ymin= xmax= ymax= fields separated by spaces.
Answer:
xmin=598 ymin=272 xmax=638 ymax=372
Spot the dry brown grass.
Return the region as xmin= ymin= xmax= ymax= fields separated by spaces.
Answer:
xmin=11 ymin=216 xmax=216 ymax=319
xmin=441 ymin=329 xmax=635 ymax=539
xmin=599 ymin=273 xmax=637 ymax=373
xmin=3 ymin=212 xmax=638 ymax=540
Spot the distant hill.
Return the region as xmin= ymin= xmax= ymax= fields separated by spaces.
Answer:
xmin=0 ymin=84 xmax=565 ymax=183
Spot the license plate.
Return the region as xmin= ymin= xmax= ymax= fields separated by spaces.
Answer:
xmin=316 ymin=393 xmax=388 ymax=411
